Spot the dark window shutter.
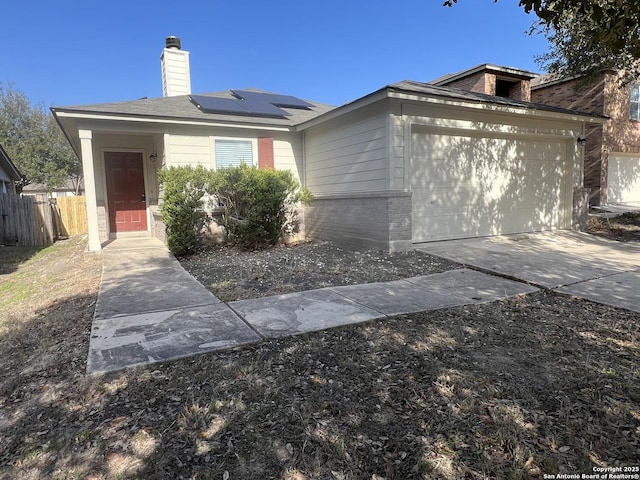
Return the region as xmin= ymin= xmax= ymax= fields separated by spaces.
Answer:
xmin=258 ymin=137 xmax=274 ymax=169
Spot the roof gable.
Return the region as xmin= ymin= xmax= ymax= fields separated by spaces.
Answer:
xmin=431 ymin=64 xmax=538 ymax=86
xmin=0 ymin=144 xmax=22 ymax=181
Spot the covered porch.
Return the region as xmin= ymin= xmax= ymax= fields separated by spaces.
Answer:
xmin=52 ymin=109 xmax=165 ymax=251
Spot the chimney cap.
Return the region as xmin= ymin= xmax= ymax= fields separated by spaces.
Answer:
xmin=165 ymin=36 xmax=181 ymax=50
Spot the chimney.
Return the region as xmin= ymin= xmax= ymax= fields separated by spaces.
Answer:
xmin=161 ymin=36 xmax=191 ymax=97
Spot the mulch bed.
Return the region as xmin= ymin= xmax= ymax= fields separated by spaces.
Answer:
xmin=180 ymin=241 xmax=461 ymax=302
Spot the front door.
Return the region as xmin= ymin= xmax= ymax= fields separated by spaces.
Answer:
xmin=105 ymin=151 xmax=147 ymax=233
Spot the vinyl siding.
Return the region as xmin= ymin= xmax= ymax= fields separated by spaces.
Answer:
xmin=161 ymin=49 xmax=191 ymax=97
xmin=390 ymin=115 xmax=406 ymax=190
xmin=273 ymin=136 xmax=303 ymax=182
xmin=162 ymin=130 xmax=303 ymax=181
xmin=305 ymin=108 xmax=389 ymax=194
xmin=166 ymin=135 xmax=212 ymax=167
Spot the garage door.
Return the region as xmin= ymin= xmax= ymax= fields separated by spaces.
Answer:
xmin=607 ymin=154 xmax=640 ymax=204
xmin=411 ymin=130 xmax=571 ymax=242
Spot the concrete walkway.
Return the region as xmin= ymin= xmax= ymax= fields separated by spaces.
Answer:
xmin=87 ymin=237 xmax=536 ymax=374
xmin=416 ymin=230 xmax=640 ymax=312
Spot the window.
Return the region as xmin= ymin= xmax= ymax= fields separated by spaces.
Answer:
xmin=631 ymin=84 xmax=640 ymax=120
xmin=495 ymin=78 xmax=518 ymax=99
xmin=214 ymin=139 xmax=253 ymax=169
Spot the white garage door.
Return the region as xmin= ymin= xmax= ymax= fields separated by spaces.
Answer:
xmin=607 ymin=154 xmax=640 ymax=204
xmin=411 ymin=130 xmax=571 ymax=242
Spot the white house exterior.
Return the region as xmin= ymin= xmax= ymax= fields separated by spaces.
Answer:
xmin=52 ymin=38 xmax=604 ymax=252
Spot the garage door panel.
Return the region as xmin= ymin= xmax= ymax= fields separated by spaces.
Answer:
xmin=411 ymin=132 xmax=569 ymax=242
xmin=413 ymin=185 xmax=480 ymax=207
xmin=608 ymin=155 xmax=640 ymax=203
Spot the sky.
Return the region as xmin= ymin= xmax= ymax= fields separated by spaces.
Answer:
xmin=1 ymin=0 xmax=550 ymax=108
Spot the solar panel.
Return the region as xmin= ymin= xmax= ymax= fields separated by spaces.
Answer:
xmin=190 ymin=95 xmax=289 ymax=118
xmin=231 ymin=90 xmax=314 ymax=109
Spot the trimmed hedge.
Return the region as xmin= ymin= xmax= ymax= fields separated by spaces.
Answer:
xmin=158 ymin=164 xmax=312 ymax=255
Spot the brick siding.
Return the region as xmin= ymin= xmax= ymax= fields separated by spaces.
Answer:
xmin=305 ymin=192 xmax=412 ymax=252
xmin=532 ymin=74 xmax=607 ymax=204
xmin=532 ymin=71 xmax=640 ymax=205
xmin=443 ymin=72 xmax=488 ymax=94
xmin=97 ymin=203 xmax=108 ymax=243
xmin=441 ymin=71 xmax=531 ymax=101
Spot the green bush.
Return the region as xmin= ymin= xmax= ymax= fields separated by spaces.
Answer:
xmin=158 ymin=164 xmax=312 ymax=254
xmin=158 ymin=165 xmax=211 ymax=256
xmin=211 ymin=164 xmax=312 ymax=247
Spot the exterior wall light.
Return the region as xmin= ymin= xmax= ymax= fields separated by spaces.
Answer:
xmin=149 ymin=153 xmax=158 ymax=162
xmin=577 ymin=137 xmax=587 ymax=146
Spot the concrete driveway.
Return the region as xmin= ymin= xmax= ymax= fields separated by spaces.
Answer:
xmin=416 ymin=230 xmax=640 ymax=313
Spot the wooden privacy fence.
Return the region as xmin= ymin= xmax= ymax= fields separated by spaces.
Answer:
xmin=52 ymin=196 xmax=87 ymax=236
xmin=0 ymin=194 xmax=55 ymax=247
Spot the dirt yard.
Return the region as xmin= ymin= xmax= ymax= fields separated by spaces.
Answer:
xmin=0 ymin=215 xmax=639 ymax=479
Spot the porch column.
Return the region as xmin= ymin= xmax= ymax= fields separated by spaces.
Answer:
xmin=79 ymin=129 xmax=101 ymax=251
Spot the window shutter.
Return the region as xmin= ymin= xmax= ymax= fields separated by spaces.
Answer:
xmin=215 ymin=140 xmax=253 ymax=169
xmin=258 ymin=137 xmax=274 ymax=169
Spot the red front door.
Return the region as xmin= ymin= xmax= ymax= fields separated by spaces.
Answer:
xmin=105 ymin=151 xmax=147 ymax=233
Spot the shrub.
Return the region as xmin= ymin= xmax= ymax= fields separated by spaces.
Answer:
xmin=158 ymin=165 xmax=212 ymax=256
xmin=210 ymin=164 xmax=312 ymax=247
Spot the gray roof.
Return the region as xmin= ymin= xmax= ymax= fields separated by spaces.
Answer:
xmin=22 ymin=177 xmax=83 ymax=193
xmin=53 ymin=89 xmax=336 ymax=128
xmin=387 ymin=80 xmax=608 ymax=119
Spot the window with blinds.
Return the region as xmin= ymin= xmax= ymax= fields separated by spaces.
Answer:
xmin=214 ymin=139 xmax=254 ymax=169
xmin=631 ymin=84 xmax=640 ymax=121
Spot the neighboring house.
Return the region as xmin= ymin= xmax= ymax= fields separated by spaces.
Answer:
xmin=21 ymin=178 xmax=84 ymax=198
xmin=431 ymin=63 xmax=536 ymax=102
xmin=531 ymin=71 xmax=640 ymax=206
xmin=0 ymin=144 xmax=21 ymax=194
xmin=52 ymin=39 xmax=603 ymax=252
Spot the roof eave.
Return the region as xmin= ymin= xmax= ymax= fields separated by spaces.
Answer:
xmin=387 ymin=87 xmax=607 ymax=124
xmin=51 ymin=108 xmax=295 ymax=133
xmin=298 ymin=84 xmax=606 ymax=131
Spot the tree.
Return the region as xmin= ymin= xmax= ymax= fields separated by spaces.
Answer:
xmin=0 ymin=83 xmax=81 ymax=193
xmin=444 ymin=1 xmax=640 ymax=83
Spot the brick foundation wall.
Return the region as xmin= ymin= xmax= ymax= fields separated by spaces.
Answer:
xmin=305 ymin=192 xmax=412 ymax=252
xmin=573 ymin=186 xmax=590 ymax=230
xmin=284 ymin=207 xmax=306 ymax=244
xmin=97 ymin=203 xmax=108 ymax=243
xmin=151 ymin=211 xmax=167 ymax=244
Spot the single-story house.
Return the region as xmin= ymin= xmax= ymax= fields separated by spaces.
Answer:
xmin=51 ymin=38 xmax=604 ymax=252
xmin=0 ymin=144 xmax=21 ymax=194
xmin=21 ymin=177 xmax=84 ymax=198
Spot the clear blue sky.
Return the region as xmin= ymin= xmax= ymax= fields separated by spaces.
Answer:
xmin=2 ymin=0 xmax=549 ymax=108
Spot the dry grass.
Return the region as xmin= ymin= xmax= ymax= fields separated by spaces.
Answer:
xmin=1 ymin=229 xmax=639 ymax=479
xmin=587 ymin=212 xmax=640 ymax=241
